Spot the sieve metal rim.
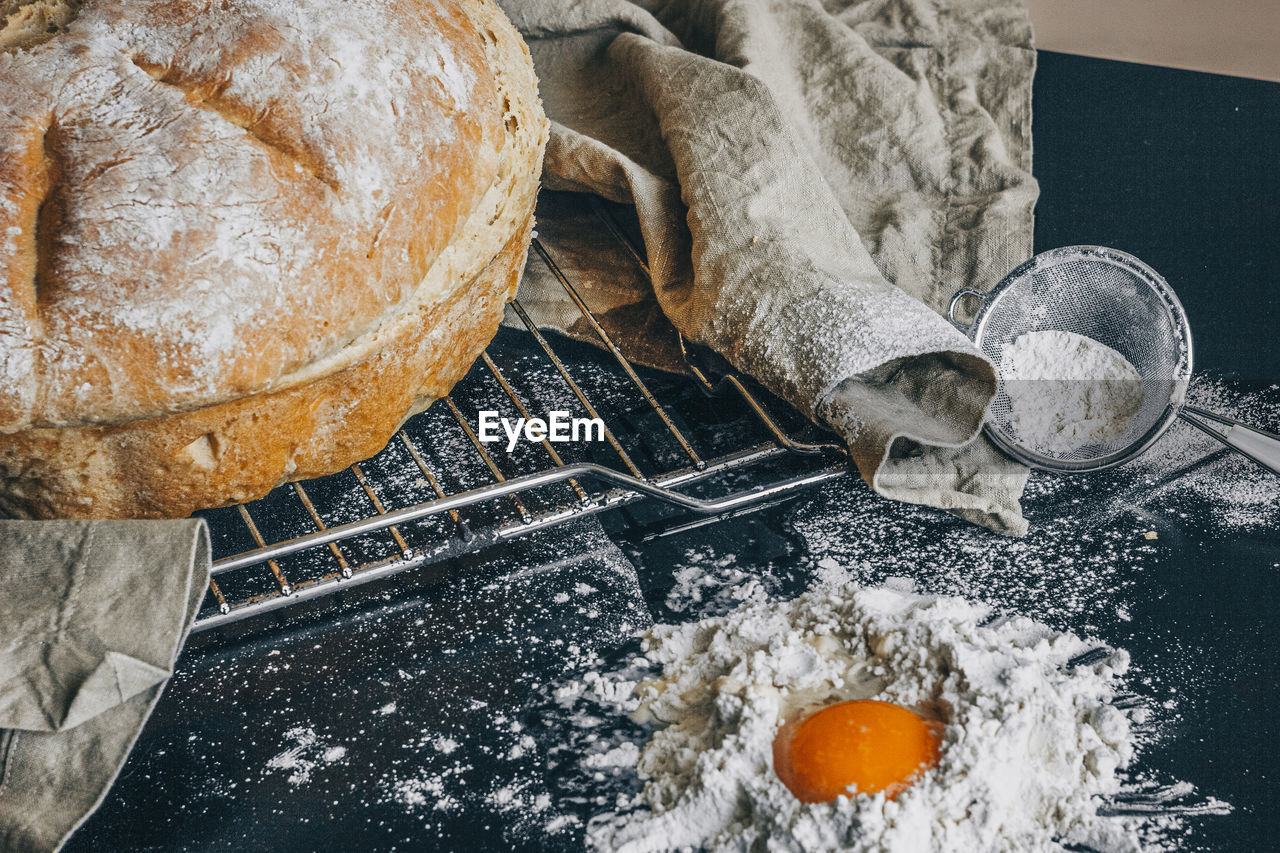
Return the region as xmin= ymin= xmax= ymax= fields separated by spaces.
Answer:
xmin=956 ymin=246 xmax=1195 ymax=474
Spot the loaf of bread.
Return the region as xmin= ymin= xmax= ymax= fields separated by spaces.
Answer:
xmin=0 ymin=0 xmax=547 ymax=517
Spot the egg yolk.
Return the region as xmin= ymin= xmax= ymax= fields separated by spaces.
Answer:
xmin=772 ymin=699 xmax=942 ymax=802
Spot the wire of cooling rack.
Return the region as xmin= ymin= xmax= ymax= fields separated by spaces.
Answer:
xmin=194 ymin=201 xmax=849 ymax=632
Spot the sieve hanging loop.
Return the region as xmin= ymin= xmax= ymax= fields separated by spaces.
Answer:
xmin=946 ymin=288 xmax=988 ymax=332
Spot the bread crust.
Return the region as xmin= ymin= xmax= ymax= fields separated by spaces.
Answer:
xmin=0 ymin=0 xmax=548 ymax=517
xmin=0 ymin=0 xmax=533 ymax=430
xmin=0 ymin=212 xmax=533 ymax=518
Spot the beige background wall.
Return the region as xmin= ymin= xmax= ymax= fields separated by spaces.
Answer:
xmin=1024 ymin=0 xmax=1280 ymax=82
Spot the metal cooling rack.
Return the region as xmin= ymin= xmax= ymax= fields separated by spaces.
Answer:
xmin=194 ymin=198 xmax=849 ymax=632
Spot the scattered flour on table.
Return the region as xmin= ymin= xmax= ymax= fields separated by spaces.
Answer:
xmin=581 ymin=573 xmax=1229 ymax=852
xmin=664 ymin=549 xmax=782 ymax=616
xmin=392 ymin=772 xmax=464 ymax=813
xmin=1120 ymin=378 xmax=1279 ymax=532
xmin=789 ymin=376 xmax=1278 ymax=640
xmin=1001 ymin=329 xmax=1146 ymax=456
xmin=264 ymin=726 xmax=348 ymax=787
xmin=431 ymin=736 xmax=460 ymax=755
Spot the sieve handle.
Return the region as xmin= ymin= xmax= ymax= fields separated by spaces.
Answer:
xmin=1179 ymin=405 xmax=1280 ymax=476
xmin=946 ymin=289 xmax=987 ymax=335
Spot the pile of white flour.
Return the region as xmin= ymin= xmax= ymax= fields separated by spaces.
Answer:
xmin=1001 ymin=329 xmax=1146 ymax=455
xmin=585 ymin=575 xmax=1151 ymax=852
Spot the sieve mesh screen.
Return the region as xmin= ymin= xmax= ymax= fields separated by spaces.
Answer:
xmin=972 ymin=247 xmax=1192 ymax=471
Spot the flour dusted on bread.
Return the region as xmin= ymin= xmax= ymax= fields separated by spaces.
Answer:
xmin=0 ymin=0 xmax=512 ymax=428
xmin=0 ymin=0 xmax=547 ymax=517
xmin=0 ymin=0 xmax=82 ymax=52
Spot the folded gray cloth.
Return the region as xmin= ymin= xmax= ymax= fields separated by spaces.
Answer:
xmin=0 ymin=520 xmax=210 ymax=853
xmin=501 ymin=0 xmax=1037 ymax=533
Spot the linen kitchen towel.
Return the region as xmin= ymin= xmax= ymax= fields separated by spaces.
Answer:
xmin=0 ymin=520 xmax=209 ymax=853
xmin=501 ymin=0 xmax=1039 ymax=533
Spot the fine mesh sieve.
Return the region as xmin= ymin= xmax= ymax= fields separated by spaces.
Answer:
xmin=948 ymin=246 xmax=1280 ymax=475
